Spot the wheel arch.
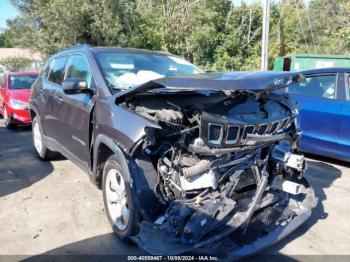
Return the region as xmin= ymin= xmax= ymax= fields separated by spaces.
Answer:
xmin=29 ymin=105 xmax=39 ymax=122
xmin=93 ymin=134 xmax=132 ymax=188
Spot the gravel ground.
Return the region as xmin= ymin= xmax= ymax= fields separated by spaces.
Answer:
xmin=0 ymin=120 xmax=350 ymax=261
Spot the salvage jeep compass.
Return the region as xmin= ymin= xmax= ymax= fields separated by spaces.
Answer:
xmin=29 ymin=45 xmax=316 ymax=259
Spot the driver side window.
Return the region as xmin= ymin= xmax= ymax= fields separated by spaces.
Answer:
xmin=65 ymin=54 xmax=96 ymax=89
xmin=288 ymin=74 xmax=337 ymax=99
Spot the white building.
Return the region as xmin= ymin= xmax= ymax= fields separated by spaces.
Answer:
xmin=0 ymin=48 xmax=43 ymax=73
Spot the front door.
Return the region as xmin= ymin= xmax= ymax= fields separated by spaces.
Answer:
xmin=54 ymin=54 xmax=96 ymax=169
xmin=288 ymin=73 xmax=341 ymax=157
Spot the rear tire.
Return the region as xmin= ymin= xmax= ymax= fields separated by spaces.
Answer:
xmin=32 ymin=116 xmax=56 ymax=160
xmin=102 ymin=155 xmax=139 ymax=241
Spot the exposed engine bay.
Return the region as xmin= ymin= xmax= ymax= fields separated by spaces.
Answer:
xmin=117 ymin=79 xmax=316 ymax=257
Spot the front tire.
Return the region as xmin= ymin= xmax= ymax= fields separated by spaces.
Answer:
xmin=102 ymin=155 xmax=139 ymax=241
xmin=32 ymin=116 xmax=55 ymax=160
xmin=3 ymin=108 xmax=14 ymax=129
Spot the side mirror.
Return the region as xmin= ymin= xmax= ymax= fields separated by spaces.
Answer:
xmin=62 ymin=79 xmax=88 ymax=94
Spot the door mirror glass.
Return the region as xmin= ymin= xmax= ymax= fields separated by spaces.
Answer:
xmin=62 ymin=79 xmax=88 ymax=93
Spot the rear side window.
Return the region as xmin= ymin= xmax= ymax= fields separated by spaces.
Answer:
xmin=288 ymin=74 xmax=337 ymax=99
xmin=48 ymin=56 xmax=68 ymax=85
xmin=65 ymin=54 xmax=95 ymax=89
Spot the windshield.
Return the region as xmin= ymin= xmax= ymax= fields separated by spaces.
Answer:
xmin=9 ymin=75 xmax=38 ymax=89
xmin=96 ymin=52 xmax=203 ymax=90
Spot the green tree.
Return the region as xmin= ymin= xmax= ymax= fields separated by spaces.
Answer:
xmin=0 ymin=32 xmax=13 ymax=48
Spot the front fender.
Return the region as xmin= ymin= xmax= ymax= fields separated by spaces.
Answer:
xmin=93 ymin=97 xmax=160 ymax=154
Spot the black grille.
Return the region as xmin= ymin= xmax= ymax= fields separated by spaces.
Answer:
xmin=208 ymin=123 xmax=223 ymax=144
xmin=226 ymin=125 xmax=240 ymax=144
xmin=203 ymin=116 xmax=291 ymax=147
xmin=242 ymin=125 xmax=255 ymax=140
xmin=257 ymin=123 xmax=269 ymax=135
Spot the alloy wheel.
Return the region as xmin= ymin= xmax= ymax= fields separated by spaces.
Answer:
xmin=33 ymin=121 xmax=43 ymax=154
xmin=105 ymin=168 xmax=130 ymax=231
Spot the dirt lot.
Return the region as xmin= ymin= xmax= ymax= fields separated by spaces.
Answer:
xmin=1 ymin=120 xmax=350 ymax=260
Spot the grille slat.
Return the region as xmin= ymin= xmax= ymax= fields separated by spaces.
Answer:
xmin=268 ymin=121 xmax=279 ymax=134
xmin=208 ymin=123 xmax=223 ymax=144
xmin=278 ymin=118 xmax=289 ymax=131
xmin=257 ymin=123 xmax=269 ymax=135
xmin=226 ymin=125 xmax=240 ymax=144
xmin=242 ymin=125 xmax=255 ymax=141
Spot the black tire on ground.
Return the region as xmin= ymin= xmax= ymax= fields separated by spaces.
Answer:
xmin=32 ymin=116 xmax=56 ymax=160
xmin=3 ymin=108 xmax=15 ymax=129
xmin=102 ymin=154 xmax=139 ymax=241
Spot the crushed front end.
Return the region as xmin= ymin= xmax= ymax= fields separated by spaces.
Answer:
xmin=118 ymin=73 xmax=317 ymax=258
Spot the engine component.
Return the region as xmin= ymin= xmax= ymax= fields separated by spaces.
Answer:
xmin=179 ymin=170 xmax=218 ymax=191
xmin=271 ymin=175 xmax=307 ymax=195
xmin=286 ymin=154 xmax=305 ymax=171
xmin=272 ymin=141 xmax=305 ymax=172
xmin=181 ymin=159 xmax=210 ymax=178
xmin=155 ymin=109 xmax=183 ymax=125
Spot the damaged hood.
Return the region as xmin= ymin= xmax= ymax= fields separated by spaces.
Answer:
xmin=115 ymin=71 xmax=304 ymax=99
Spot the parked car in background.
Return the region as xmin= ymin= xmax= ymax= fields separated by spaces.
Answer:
xmin=285 ymin=68 xmax=350 ymax=161
xmin=273 ymin=54 xmax=350 ymax=71
xmin=29 ymin=45 xmax=316 ymax=259
xmin=0 ymin=72 xmax=39 ymax=128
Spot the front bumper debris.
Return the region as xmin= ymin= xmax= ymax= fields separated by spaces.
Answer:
xmin=131 ymin=177 xmax=317 ymax=260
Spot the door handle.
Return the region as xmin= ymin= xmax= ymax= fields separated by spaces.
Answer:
xmin=55 ymin=96 xmax=63 ymax=103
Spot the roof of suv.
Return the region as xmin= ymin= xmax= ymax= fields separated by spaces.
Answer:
xmin=55 ymin=44 xmax=173 ymax=57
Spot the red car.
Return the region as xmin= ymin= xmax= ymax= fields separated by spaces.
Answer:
xmin=0 ymin=72 xmax=39 ymax=128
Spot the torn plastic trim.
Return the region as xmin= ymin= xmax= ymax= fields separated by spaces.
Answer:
xmin=223 ymin=186 xmax=317 ymax=261
xmin=245 ymin=133 xmax=287 ymax=143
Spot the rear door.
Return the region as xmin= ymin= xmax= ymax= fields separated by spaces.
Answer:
xmin=288 ymin=73 xmax=342 ymax=158
xmin=43 ymin=56 xmax=69 ymax=141
xmin=54 ymin=53 xmax=96 ymax=169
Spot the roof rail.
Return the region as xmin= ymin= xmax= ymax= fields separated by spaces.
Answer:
xmin=51 ymin=44 xmax=92 ymax=56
